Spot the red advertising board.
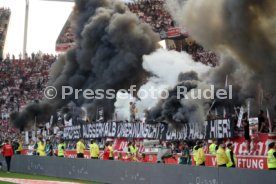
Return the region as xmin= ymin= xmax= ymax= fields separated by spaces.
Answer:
xmin=166 ymin=27 xmax=182 ymax=38
xmin=192 ymin=155 xmax=268 ymax=170
xmin=47 ymin=150 xmax=267 ymax=170
xmin=56 ymin=43 xmax=74 ymax=52
xmin=236 ymin=155 xmax=267 ymax=170
xmin=227 ymin=133 xmax=276 ymax=156
xmin=19 ymin=149 xmax=268 ymax=170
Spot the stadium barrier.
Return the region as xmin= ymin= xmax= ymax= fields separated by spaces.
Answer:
xmin=20 ymin=148 xmax=268 ymax=170
xmin=0 ymin=155 xmax=274 ymax=184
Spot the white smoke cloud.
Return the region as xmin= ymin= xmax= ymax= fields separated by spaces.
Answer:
xmin=114 ymin=92 xmax=135 ymax=121
xmin=115 ymin=48 xmax=210 ymax=121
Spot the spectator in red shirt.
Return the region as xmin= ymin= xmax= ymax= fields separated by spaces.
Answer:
xmin=103 ymin=142 xmax=110 ymax=160
xmin=2 ymin=139 xmax=14 ymax=172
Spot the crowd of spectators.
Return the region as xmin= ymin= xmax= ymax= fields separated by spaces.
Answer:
xmin=0 ymin=53 xmax=56 ymax=122
xmin=56 ymin=22 xmax=74 ymax=44
xmin=183 ymin=41 xmax=218 ymax=67
xmin=0 ymin=119 xmax=20 ymax=144
xmin=127 ymin=0 xmax=174 ymax=33
xmin=168 ymin=39 xmax=219 ymax=67
xmin=0 ymin=8 xmax=11 ymax=60
xmin=55 ymin=13 xmax=75 ymax=52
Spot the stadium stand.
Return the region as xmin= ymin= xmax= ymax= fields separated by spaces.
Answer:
xmin=176 ymin=39 xmax=219 ymax=67
xmin=0 ymin=7 xmax=11 ymax=60
xmin=127 ymin=0 xmax=174 ymax=33
xmin=0 ymin=53 xmax=56 ymax=121
xmin=55 ymin=13 xmax=75 ymax=52
xmin=0 ymin=119 xmax=20 ymax=144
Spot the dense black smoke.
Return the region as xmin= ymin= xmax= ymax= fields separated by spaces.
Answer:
xmin=205 ymin=55 xmax=256 ymax=113
xmin=145 ymin=0 xmax=276 ymax=126
xmin=11 ymin=0 xmax=159 ymax=129
xmin=165 ymin=0 xmax=276 ymax=116
xmin=146 ymin=71 xmax=210 ymax=127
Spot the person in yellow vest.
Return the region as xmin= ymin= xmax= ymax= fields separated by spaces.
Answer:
xmin=209 ymin=139 xmax=218 ymax=155
xmin=195 ymin=141 xmax=205 ymax=166
xmin=226 ymin=143 xmax=236 ymax=168
xmin=90 ymin=139 xmax=100 ymax=159
xmin=193 ymin=141 xmax=199 ymax=164
xmin=107 ymin=141 xmax=114 ymax=160
xmin=76 ymin=138 xmax=85 ymax=158
xmin=128 ymin=141 xmax=138 ymax=161
xmin=126 ymin=142 xmax=132 ymax=160
xmin=216 ymin=142 xmax=228 ymax=167
xmin=15 ymin=139 xmax=23 ymax=155
xmin=57 ymin=139 xmax=66 ymax=157
xmin=37 ymin=139 xmax=46 ymax=156
xmin=267 ymin=142 xmax=276 ymax=170
xmin=132 ymin=142 xmax=138 ymax=161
